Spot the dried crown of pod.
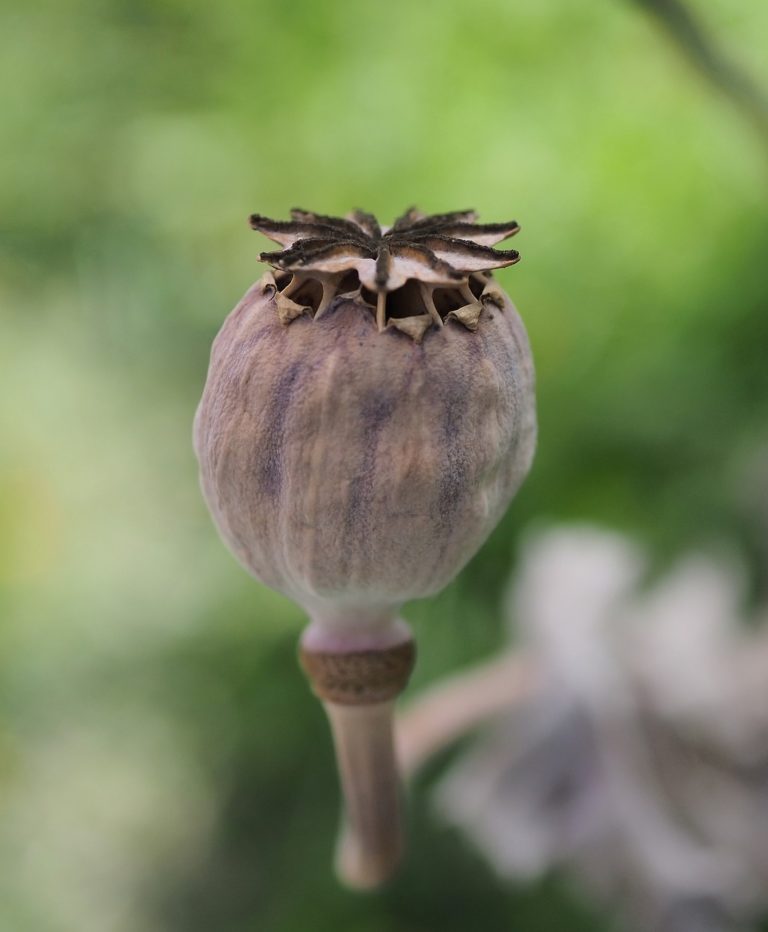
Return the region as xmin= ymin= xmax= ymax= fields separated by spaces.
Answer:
xmin=193 ymin=207 xmax=537 ymax=888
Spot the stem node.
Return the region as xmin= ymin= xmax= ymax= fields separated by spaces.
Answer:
xmin=299 ymin=638 xmax=416 ymax=889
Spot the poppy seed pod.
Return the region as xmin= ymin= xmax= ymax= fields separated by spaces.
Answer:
xmin=193 ymin=207 xmax=537 ymax=888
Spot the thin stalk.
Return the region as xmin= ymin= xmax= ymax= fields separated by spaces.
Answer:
xmin=299 ymin=635 xmax=416 ymax=889
xmin=628 ymin=0 xmax=768 ymax=151
xmin=324 ymin=700 xmax=404 ymax=889
xmin=396 ymin=651 xmax=537 ymax=778
xmin=376 ymin=290 xmax=387 ymax=331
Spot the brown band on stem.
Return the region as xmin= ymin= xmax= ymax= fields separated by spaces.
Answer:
xmin=299 ymin=640 xmax=416 ymax=706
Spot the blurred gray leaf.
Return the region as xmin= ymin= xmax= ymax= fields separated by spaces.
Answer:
xmin=436 ymin=525 xmax=768 ymax=932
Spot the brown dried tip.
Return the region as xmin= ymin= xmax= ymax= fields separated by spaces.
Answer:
xmin=249 ymin=207 xmax=521 ymax=338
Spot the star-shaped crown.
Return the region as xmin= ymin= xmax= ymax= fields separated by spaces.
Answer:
xmin=250 ymin=208 xmax=521 ymax=341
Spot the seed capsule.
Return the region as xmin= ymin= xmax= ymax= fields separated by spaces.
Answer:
xmin=193 ymin=207 xmax=537 ymax=887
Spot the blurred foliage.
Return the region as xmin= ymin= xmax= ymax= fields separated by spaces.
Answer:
xmin=1 ymin=0 xmax=768 ymax=929
xmin=629 ymin=0 xmax=768 ymax=145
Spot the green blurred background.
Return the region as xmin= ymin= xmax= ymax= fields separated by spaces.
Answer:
xmin=1 ymin=0 xmax=768 ymax=929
